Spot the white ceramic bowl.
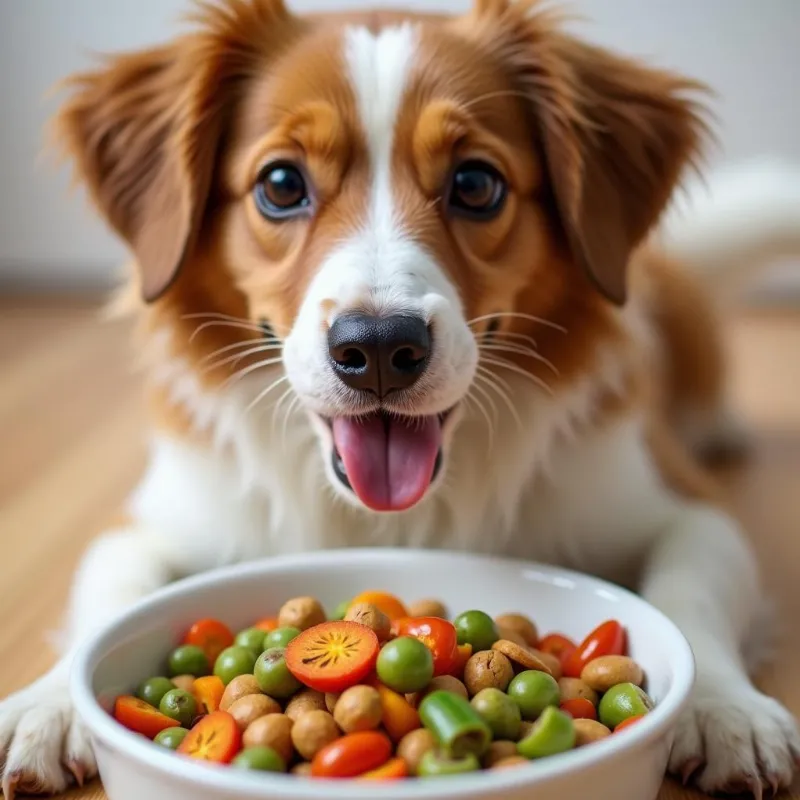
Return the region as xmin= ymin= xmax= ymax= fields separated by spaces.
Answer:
xmin=71 ymin=548 xmax=694 ymax=800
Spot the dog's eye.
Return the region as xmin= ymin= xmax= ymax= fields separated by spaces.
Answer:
xmin=254 ymin=163 xmax=310 ymax=219
xmin=448 ymin=160 xmax=507 ymax=219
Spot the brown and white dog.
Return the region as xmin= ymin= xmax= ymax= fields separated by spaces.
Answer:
xmin=2 ymin=0 xmax=800 ymax=796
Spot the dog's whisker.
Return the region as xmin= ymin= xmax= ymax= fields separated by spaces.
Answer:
xmin=474 ymin=329 xmax=540 ymax=350
xmin=202 ymin=344 xmax=284 ymax=375
xmin=222 ymin=356 xmax=284 ymax=390
xmin=467 ymin=311 xmax=568 ymax=334
xmin=282 ymin=394 xmax=303 ymax=452
xmin=271 ymin=386 xmax=296 ymax=440
xmin=244 ymin=374 xmax=290 ymax=416
xmin=466 ymin=382 xmax=500 ymax=448
xmin=475 ymin=363 xmax=515 ymax=398
xmin=477 ymin=343 xmax=560 ymax=377
xmin=189 ymin=319 xmax=275 ymax=343
xmin=198 ymin=338 xmax=270 ymax=365
xmin=480 ymin=356 xmax=555 ymax=397
xmin=183 ymin=311 xmax=288 ymax=338
xmin=472 ymin=371 xmax=524 ymax=431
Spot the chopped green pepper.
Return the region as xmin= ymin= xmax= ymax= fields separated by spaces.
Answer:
xmin=417 ymin=750 xmax=481 ymax=777
xmin=517 ymin=706 xmax=576 ymax=759
xmin=419 ymin=690 xmax=492 ymax=758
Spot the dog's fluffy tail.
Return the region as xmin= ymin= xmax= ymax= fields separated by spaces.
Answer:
xmin=657 ymin=156 xmax=800 ymax=297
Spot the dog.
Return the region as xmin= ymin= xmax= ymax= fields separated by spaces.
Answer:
xmin=2 ymin=0 xmax=800 ymax=796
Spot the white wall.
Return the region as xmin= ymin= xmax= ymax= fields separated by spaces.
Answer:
xmin=0 ymin=0 xmax=798 ymax=290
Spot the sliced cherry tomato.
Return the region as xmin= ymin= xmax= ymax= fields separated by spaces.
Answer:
xmin=562 ymin=620 xmax=626 ymax=678
xmin=358 ymin=757 xmax=408 ymax=780
xmin=311 ymin=731 xmax=392 ymax=778
xmin=177 ymin=711 xmax=241 ymax=763
xmin=183 ymin=619 xmax=234 ymax=664
xmin=370 ymin=680 xmax=421 ymax=742
xmin=253 ymin=616 xmax=279 ymax=633
xmin=615 ymin=714 xmax=645 ymax=733
xmin=538 ymin=633 xmax=577 ymax=666
xmin=114 ymin=695 xmax=180 ymax=739
xmin=392 ymin=617 xmax=458 ymax=676
xmin=447 ymin=643 xmax=472 ymax=678
xmin=349 ymin=591 xmax=408 ymax=621
xmin=193 ymin=675 xmax=225 ymax=714
xmin=560 ymin=697 xmax=598 ymax=720
xmin=285 ymin=621 xmax=380 ymax=693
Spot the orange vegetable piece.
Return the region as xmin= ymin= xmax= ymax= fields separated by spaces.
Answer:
xmin=253 ymin=616 xmax=279 ymax=633
xmin=371 ymin=680 xmax=421 ymax=742
xmin=615 ymin=714 xmax=645 ymax=733
xmin=285 ymin=621 xmax=380 ymax=693
xmin=114 ymin=696 xmax=180 ymax=739
xmin=311 ymin=731 xmax=393 ymax=778
xmin=177 ymin=711 xmax=241 ymax=763
xmin=193 ymin=675 xmax=225 ymax=715
xmin=358 ymin=757 xmax=408 ymax=780
xmin=447 ymin=643 xmax=473 ymax=677
xmin=538 ymin=633 xmax=577 ymax=665
xmin=183 ymin=618 xmax=234 ymax=664
xmin=560 ymin=697 xmax=597 ymax=720
xmin=349 ymin=591 xmax=408 ymax=621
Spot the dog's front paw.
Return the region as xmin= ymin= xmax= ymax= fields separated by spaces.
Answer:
xmin=669 ymin=678 xmax=800 ymax=796
xmin=0 ymin=671 xmax=97 ymax=799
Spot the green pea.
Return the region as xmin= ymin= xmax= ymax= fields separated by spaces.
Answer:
xmin=264 ymin=627 xmax=302 ymax=649
xmin=417 ymin=750 xmax=481 ymax=777
xmin=453 ymin=611 xmax=499 ymax=653
xmin=254 ymin=648 xmax=302 ymax=698
xmin=232 ymin=746 xmax=287 ymax=772
xmin=598 ymin=682 xmax=654 ymax=730
xmin=331 ymin=600 xmax=351 ymax=621
xmin=154 ymin=727 xmax=189 ymax=750
xmin=235 ymin=627 xmax=267 ymax=656
xmin=376 ymin=637 xmax=434 ymax=693
xmin=159 ymin=689 xmax=197 ymax=727
xmin=136 ymin=677 xmax=175 ymax=709
xmin=168 ymin=645 xmax=209 ymax=678
xmin=214 ymin=646 xmax=258 ymax=686
xmin=470 ymin=688 xmax=521 ymax=740
xmin=507 ymin=670 xmax=560 ymax=720
xmin=517 ymin=706 xmax=576 ymax=759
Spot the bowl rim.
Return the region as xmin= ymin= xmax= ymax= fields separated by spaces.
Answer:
xmin=71 ymin=547 xmax=695 ymax=799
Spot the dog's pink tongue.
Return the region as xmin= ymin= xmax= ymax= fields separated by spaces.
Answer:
xmin=332 ymin=414 xmax=442 ymax=512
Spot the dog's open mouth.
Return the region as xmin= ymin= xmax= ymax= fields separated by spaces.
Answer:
xmin=328 ymin=411 xmax=449 ymax=512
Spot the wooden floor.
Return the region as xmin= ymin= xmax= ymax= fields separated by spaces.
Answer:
xmin=0 ymin=295 xmax=799 ymax=800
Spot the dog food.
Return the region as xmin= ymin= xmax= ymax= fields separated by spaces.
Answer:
xmin=111 ymin=592 xmax=654 ymax=779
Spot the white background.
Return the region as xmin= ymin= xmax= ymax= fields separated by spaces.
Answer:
xmin=0 ymin=0 xmax=798 ymax=291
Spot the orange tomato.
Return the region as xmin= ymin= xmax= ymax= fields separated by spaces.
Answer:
xmin=371 ymin=680 xmax=420 ymax=742
xmin=538 ymin=633 xmax=577 ymax=666
xmin=358 ymin=757 xmax=408 ymax=780
xmin=615 ymin=715 xmax=645 ymax=733
xmin=183 ymin=618 xmax=234 ymax=664
xmin=562 ymin=621 xmax=626 ymax=678
xmin=177 ymin=711 xmax=241 ymax=763
xmin=285 ymin=621 xmax=379 ymax=693
xmin=192 ymin=675 xmax=225 ymax=715
xmin=253 ymin=616 xmax=279 ymax=633
xmin=560 ymin=697 xmax=597 ymax=720
xmin=349 ymin=591 xmax=408 ymax=621
xmin=392 ymin=617 xmax=458 ymax=676
xmin=447 ymin=643 xmax=473 ymax=678
xmin=114 ymin=696 xmax=180 ymax=739
xmin=311 ymin=731 xmax=393 ymax=778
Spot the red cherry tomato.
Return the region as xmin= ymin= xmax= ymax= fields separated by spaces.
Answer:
xmin=253 ymin=616 xmax=279 ymax=633
xmin=447 ymin=643 xmax=472 ymax=678
xmin=560 ymin=697 xmax=597 ymax=720
xmin=183 ymin=619 xmax=234 ymax=664
xmin=538 ymin=633 xmax=577 ymax=666
xmin=615 ymin=715 xmax=645 ymax=733
xmin=114 ymin=696 xmax=180 ymax=739
xmin=177 ymin=711 xmax=241 ymax=763
xmin=562 ymin=620 xmax=626 ymax=678
xmin=392 ymin=617 xmax=458 ymax=676
xmin=311 ymin=731 xmax=393 ymax=778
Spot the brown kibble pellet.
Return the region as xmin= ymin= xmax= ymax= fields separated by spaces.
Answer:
xmin=220 ymin=674 xmax=261 ymax=711
xmin=228 ymin=694 xmax=282 ymax=732
xmin=410 ymin=675 xmax=469 ymax=707
xmin=290 ymin=710 xmax=341 ymax=761
xmin=325 ymin=692 xmax=340 ymax=713
xmin=170 ymin=675 xmax=195 ymax=693
xmin=397 ymin=729 xmax=436 ymax=775
xmin=573 ymin=718 xmax=612 ymax=747
xmin=408 ymin=599 xmax=448 ymax=619
xmin=333 ymin=685 xmax=382 ymax=733
xmin=464 ymin=650 xmax=515 ymax=695
xmin=495 ymin=613 xmax=539 ymax=647
xmin=243 ymin=714 xmax=294 ymax=763
xmin=291 ymin=763 xmax=313 ymax=777
xmin=517 ymin=720 xmax=534 ymax=741
xmin=492 ymin=756 xmax=529 ymax=770
xmin=344 ymin=603 xmax=391 ymax=642
xmin=533 ymin=650 xmax=563 ymax=680
xmin=278 ymin=596 xmax=326 ymax=631
xmin=581 ymin=656 xmax=644 ymax=693
xmin=491 ymin=640 xmax=552 ymax=675
xmin=285 ymin=689 xmax=327 ymax=722
xmin=484 ymin=740 xmax=519 ymax=767
xmin=558 ymin=677 xmax=599 ymax=706
xmin=497 ymin=627 xmax=528 ymax=647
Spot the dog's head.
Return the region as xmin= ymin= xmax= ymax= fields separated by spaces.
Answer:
xmin=55 ymin=0 xmax=706 ymax=512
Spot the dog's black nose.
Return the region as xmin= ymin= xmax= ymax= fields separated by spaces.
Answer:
xmin=327 ymin=313 xmax=431 ymax=397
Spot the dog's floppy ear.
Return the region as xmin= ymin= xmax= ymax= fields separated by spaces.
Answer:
xmin=469 ymin=1 xmax=709 ymax=304
xmin=53 ymin=0 xmax=291 ymax=302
